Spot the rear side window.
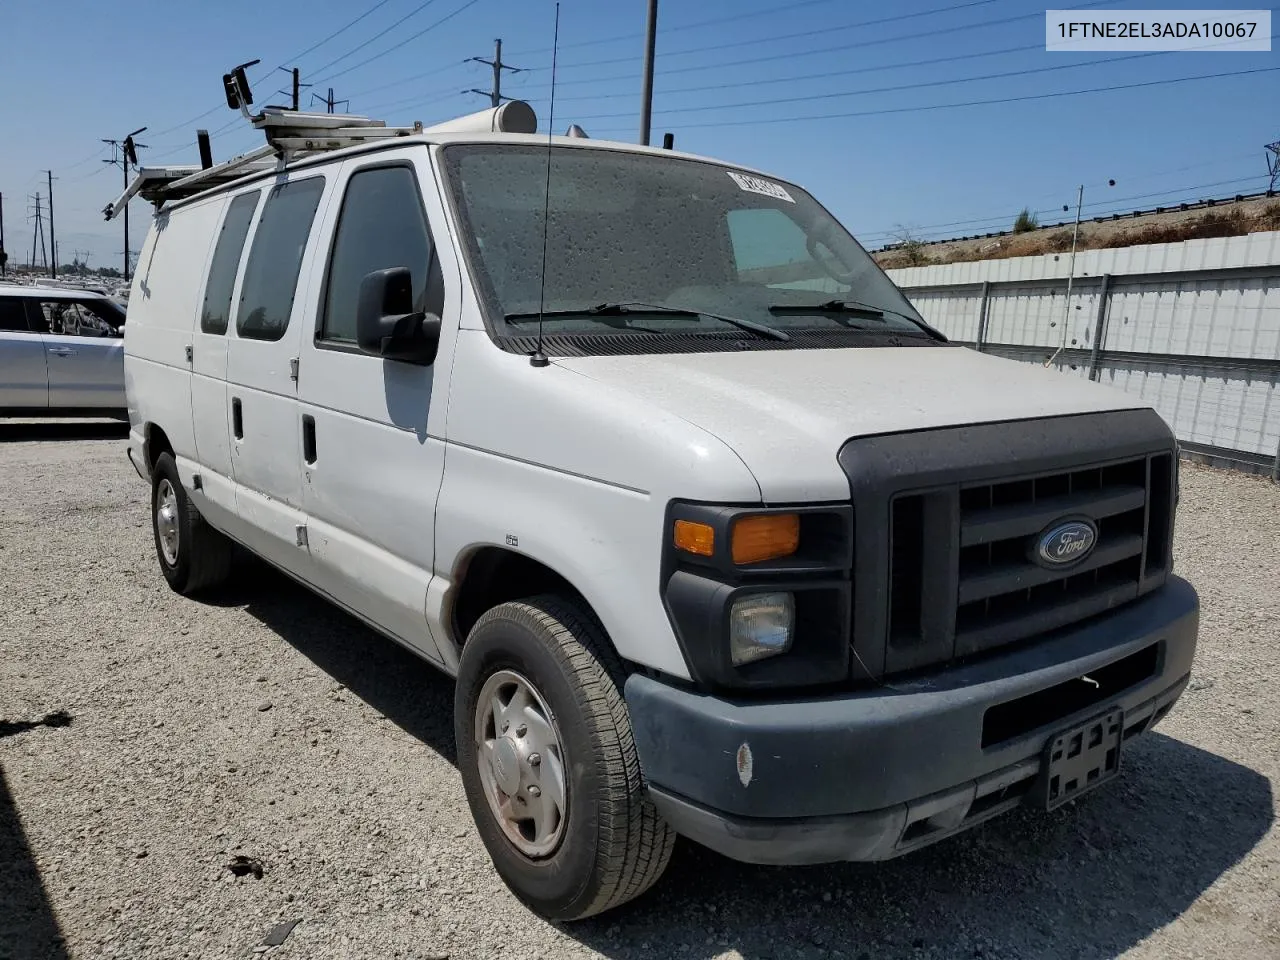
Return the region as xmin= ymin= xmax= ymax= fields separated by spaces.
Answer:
xmin=237 ymin=178 xmax=325 ymax=342
xmin=320 ymin=165 xmax=433 ymax=344
xmin=202 ymin=191 xmax=259 ymax=335
xmin=0 ymin=299 xmax=29 ymax=332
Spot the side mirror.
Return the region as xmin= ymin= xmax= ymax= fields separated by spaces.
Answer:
xmin=355 ymin=267 xmax=440 ymax=365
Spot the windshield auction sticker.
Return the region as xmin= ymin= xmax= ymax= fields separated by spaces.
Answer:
xmin=727 ymin=171 xmax=796 ymax=203
xmin=1046 ymin=9 xmax=1270 ymax=51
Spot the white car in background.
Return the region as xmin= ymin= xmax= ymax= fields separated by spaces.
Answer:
xmin=0 ymin=284 xmax=127 ymax=416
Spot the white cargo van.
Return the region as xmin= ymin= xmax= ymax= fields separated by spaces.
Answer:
xmin=117 ymin=101 xmax=1197 ymax=920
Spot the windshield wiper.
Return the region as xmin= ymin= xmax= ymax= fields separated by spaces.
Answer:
xmin=768 ymin=298 xmax=886 ymax=319
xmin=768 ymin=299 xmax=940 ymax=338
xmin=505 ymin=301 xmax=790 ymax=342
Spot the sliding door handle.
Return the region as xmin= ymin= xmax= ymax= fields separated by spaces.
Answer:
xmin=231 ymin=397 xmax=243 ymax=440
xmin=302 ymin=414 xmax=317 ymax=465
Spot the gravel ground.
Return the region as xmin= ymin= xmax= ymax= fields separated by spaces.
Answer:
xmin=1 ymin=421 xmax=1277 ymax=960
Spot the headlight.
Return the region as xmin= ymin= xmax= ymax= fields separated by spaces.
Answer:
xmin=729 ymin=592 xmax=795 ymax=666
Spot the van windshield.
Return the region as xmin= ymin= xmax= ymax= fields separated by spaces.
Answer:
xmin=440 ymin=144 xmax=933 ymax=345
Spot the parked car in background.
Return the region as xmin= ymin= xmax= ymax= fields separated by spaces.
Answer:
xmin=0 ymin=284 xmax=127 ymax=416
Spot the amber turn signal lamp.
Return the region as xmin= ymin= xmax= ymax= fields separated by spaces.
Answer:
xmin=731 ymin=513 xmax=800 ymax=564
xmin=673 ymin=519 xmax=716 ymax=557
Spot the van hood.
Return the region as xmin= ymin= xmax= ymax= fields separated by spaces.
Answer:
xmin=555 ymin=345 xmax=1148 ymax=502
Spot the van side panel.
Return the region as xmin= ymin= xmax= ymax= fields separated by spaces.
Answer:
xmin=126 ymin=203 xmax=224 ymax=465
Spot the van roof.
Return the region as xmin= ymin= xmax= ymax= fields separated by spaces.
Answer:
xmin=108 ymin=102 xmax=784 ymax=219
xmin=158 ymin=133 xmax=784 ymax=215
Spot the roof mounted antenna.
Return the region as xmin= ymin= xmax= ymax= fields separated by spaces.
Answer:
xmin=531 ymin=2 xmax=561 ymax=369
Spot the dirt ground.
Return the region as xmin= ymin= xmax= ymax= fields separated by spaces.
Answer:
xmin=1 ymin=420 xmax=1277 ymax=960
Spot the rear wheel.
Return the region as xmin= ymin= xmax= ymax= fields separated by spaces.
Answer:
xmin=455 ymin=595 xmax=675 ymax=920
xmin=151 ymin=452 xmax=231 ymax=596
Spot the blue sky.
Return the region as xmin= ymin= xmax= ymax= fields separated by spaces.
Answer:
xmin=0 ymin=0 xmax=1274 ymax=269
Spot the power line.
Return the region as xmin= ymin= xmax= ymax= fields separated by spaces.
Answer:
xmin=345 ymin=60 xmax=470 ymax=100
xmin=541 ymin=0 xmax=1115 ymax=78
xmin=509 ymin=0 xmax=979 ymax=57
xmin=312 ymin=0 xmax=485 ymax=85
xmin=54 ymin=146 xmax=109 ymax=173
xmin=466 ymin=39 xmax=524 ymax=108
xmin=285 ymin=0 xmax=398 ymax=68
xmin=568 ymin=48 xmax=1177 ymax=122
xmin=312 ymin=87 xmax=350 ymax=114
xmin=856 ymin=155 xmax=1261 ymax=240
xmin=136 ymin=0 xmax=418 ymax=145
xmin=307 ymin=0 xmax=445 ymax=79
xmin=586 ymin=65 xmax=1280 ymax=133
xmin=360 ymin=86 xmax=468 ymax=119
xmin=547 ymin=43 xmax=1040 ymax=103
xmin=862 ymin=174 xmax=1269 ymax=243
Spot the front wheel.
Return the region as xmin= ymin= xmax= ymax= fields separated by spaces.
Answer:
xmin=455 ymin=595 xmax=675 ymax=920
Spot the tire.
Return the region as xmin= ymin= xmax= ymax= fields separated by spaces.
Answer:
xmin=150 ymin=452 xmax=232 ymax=596
xmin=455 ymin=595 xmax=675 ymax=920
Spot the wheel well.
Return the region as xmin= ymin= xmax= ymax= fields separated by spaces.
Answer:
xmin=144 ymin=424 xmax=173 ymax=473
xmin=451 ymin=547 xmax=583 ymax=644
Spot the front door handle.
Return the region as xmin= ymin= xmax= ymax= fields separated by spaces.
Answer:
xmin=48 ymin=348 xmax=77 ymax=357
xmin=232 ymin=397 xmax=243 ymax=440
xmin=302 ymin=415 xmax=317 ymax=465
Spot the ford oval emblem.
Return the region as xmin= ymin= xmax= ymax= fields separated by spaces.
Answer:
xmin=1033 ymin=519 xmax=1098 ymax=568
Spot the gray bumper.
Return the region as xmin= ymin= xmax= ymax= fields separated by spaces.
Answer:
xmin=625 ymin=576 xmax=1198 ymax=865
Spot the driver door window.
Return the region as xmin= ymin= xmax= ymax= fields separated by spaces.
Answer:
xmin=319 ymin=164 xmax=436 ymax=346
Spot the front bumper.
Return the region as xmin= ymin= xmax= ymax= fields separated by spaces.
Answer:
xmin=625 ymin=576 xmax=1198 ymax=865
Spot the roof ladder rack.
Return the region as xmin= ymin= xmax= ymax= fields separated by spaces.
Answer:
xmin=104 ymin=106 xmax=424 ymax=220
xmin=105 ymin=62 xmax=537 ymax=221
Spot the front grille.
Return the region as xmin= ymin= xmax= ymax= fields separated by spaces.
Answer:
xmin=885 ymin=452 xmax=1175 ymax=672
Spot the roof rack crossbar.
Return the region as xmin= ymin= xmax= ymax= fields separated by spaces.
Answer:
xmin=104 ymin=95 xmax=536 ymax=219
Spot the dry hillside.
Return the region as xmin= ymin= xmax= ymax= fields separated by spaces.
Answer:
xmin=872 ymin=194 xmax=1280 ymax=270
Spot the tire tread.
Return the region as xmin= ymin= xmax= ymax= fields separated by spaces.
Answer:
xmin=471 ymin=595 xmax=675 ymax=919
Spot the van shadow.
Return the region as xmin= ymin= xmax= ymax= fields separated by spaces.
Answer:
xmin=0 ymin=768 xmax=71 ymax=960
xmin=0 ymin=420 xmax=128 ymax=443
xmin=220 ymin=565 xmax=1273 ymax=959
xmin=218 ymin=556 xmax=456 ymax=763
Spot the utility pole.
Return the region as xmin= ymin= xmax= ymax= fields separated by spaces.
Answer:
xmin=28 ymin=193 xmax=47 ymax=272
xmin=466 ymin=39 xmax=524 ymax=107
xmin=311 ymin=88 xmax=348 ymax=114
xmin=46 ymin=170 xmax=57 ymax=279
xmin=276 ymin=65 xmax=310 ymax=110
xmin=104 ymin=126 xmax=147 ymax=281
xmin=639 ymin=0 xmax=659 ymax=145
xmin=0 ymin=192 xmax=7 ymax=277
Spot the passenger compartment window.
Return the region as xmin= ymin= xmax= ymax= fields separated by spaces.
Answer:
xmin=0 ymin=300 xmax=31 ymax=332
xmin=202 ymin=191 xmax=260 ymax=335
xmin=726 ymin=207 xmax=838 ymax=294
xmin=320 ymin=165 xmax=434 ymax=345
xmin=237 ymin=177 xmax=325 ymax=342
xmin=27 ymin=300 xmax=121 ymax=337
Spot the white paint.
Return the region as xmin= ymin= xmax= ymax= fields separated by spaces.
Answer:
xmin=123 ymin=136 xmax=1169 ymax=691
xmin=726 ymin=171 xmax=795 ymax=203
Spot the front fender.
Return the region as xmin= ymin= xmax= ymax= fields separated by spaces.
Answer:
xmin=430 ymin=442 xmax=690 ymax=678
